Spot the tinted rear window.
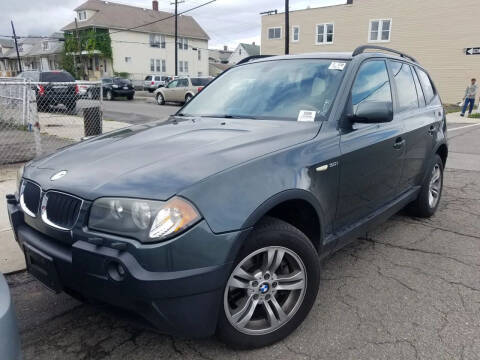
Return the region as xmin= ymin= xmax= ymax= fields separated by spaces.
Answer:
xmin=145 ymin=76 xmax=152 ymax=81
xmin=40 ymin=72 xmax=75 ymax=82
xmin=114 ymin=78 xmax=131 ymax=85
xmin=191 ymin=78 xmax=211 ymax=86
xmin=389 ymin=61 xmax=419 ymax=112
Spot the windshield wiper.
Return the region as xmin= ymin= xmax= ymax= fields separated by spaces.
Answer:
xmin=198 ymin=114 xmax=258 ymax=120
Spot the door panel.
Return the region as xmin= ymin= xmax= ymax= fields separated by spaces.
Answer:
xmin=336 ymin=59 xmax=405 ymax=231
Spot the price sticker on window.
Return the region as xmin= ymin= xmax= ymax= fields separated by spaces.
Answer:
xmin=329 ymin=61 xmax=346 ymax=71
xmin=298 ymin=110 xmax=316 ymax=122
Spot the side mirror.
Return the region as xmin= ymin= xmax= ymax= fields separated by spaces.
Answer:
xmin=349 ymin=101 xmax=393 ymax=124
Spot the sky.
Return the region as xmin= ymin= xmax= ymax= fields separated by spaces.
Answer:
xmin=0 ymin=0 xmax=345 ymax=49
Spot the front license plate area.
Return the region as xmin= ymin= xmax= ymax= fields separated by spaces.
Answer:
xmin=24 ymin=243 xmax=62 ymax=293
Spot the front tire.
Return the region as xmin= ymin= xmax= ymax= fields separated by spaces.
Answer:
xmin=217 ymin=217 xmax=320 ymax=349
xmin=407 ymin=154 xmax=444 ymax=217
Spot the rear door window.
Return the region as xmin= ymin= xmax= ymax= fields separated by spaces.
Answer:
xmin=352 ymin=60 xmax=392 ymax=113
xmin=416 ymin=69 xmax=435 ymax=104
xmin=191 ymin=78 xmax=212 ymax=86
xmin=179 ymin=79 xmax=189 ymax=87
xmin=389 ymin=61 xmax=419 ymax=113
xmin=40 ymin=72 xmax=75 ymax=82
xmin=155 ymin=76 xmax=161 ymax=81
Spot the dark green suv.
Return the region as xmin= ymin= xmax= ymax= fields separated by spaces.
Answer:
xmin=8 ymin=46 xmax=447 ymax=348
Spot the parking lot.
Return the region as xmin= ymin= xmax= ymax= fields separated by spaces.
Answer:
xmin=6 ymin=122 xmax=480 ymax=360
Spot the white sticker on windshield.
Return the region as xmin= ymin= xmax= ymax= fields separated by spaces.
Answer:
xmin=298 ymin=110 xmax=316 ymax=122
xmin=329 ymin=61 xmax=346 ymax=71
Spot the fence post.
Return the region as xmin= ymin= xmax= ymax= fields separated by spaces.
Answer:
xmin=22 ymin=80 xmax=27 ymax=127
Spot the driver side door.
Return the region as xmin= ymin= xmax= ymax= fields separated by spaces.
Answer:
xmin=163 ymin=80 xmax=178 ymax=102
xmin=335 ymin=59 xmax=405 ymax=233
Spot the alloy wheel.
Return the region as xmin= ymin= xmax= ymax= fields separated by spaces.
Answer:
xmin=428 ymin=164 xmax=442 ymax=208
xmin=157 ymin=94 xmax=164 ymax=105
xmin=224 ymin=246 xmax=307 ymax=335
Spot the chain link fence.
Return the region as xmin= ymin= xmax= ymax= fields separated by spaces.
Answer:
xmin=0 ymin=80 xmax=124 ymax=166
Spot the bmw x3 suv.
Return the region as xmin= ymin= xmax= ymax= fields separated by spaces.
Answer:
xmin=7 ymin=46 xmax=447 ymax=349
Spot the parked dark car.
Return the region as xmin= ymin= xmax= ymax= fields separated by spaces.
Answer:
xmin=87 ymin=77 xmax=135 ymax=100
xmin=17 ymin=70 xmax=78 ymax=112
xmin=8 ymin=46 xmax=447 ymax=349
xmin=0 ymin=273 xmax=21 ymax=360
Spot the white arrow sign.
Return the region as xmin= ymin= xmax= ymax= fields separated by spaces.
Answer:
xmin=466 ymin=47 xmax=480 ymax=55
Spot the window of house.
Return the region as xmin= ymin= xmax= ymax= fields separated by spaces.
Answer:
xmin=292 ymin=26 xmax=300 ymax=42
xmin=268 ymin=27 xmax=281 ymax=39
xmin=162 ymin=59 xmax=166 ymax=72
xmin=316 ymin=23 xmax=334 ymax=44
xmin=156 ymin=59 xmax=161 ymax=72
xmin=178 ymin=37 xmax=188 ymax=50
xmin=179 ymin=61 xmax=184 ymax=72
xmin=369 ymin=19 xmax=391 ymax=42
xmin=198 ymin=50 xmax=201 ymax=61
xmin=150 ymin=59 xmax=155 ymax=72
xmin=125 ymin=57 xmax=132 ymax=63
xmin=42 ymin=41 xmax=49 ymax=51
xmin=198 ymin=72 xmax=203 ymax=76
xmin=78 ymin=11 xmax=87 ymax=21
xmin=416 ymin=68 xmax=435 ymax=104
xmin=352 ymin=60 xmax=392 ymax=112
xmin=389 ymin=60 xmax=419 ymax=112
xmin=184 ymin=61 xmax=189 ymax=73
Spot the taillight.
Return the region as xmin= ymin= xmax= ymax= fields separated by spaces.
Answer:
xmin=197 ymin=86 xmax=204 ymax=92
xmin=37 ymin=85 xmax=45 ymax=96
xmin=151 ymin=81 xmax=155 ymax=85
xmin=75 ymin=84 xmax=79 ymax=94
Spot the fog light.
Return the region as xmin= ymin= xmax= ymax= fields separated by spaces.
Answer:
xmin=107 ymin=261 xmax=126 ymax=282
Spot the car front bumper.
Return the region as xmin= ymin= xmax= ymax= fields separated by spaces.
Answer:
xmin=6 ymin=194 xmax=248 ymax=338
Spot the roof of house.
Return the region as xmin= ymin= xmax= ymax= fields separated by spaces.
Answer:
xmin=209 ymin=62 xmax=231 ymax=76
xmin=3 ymin=35 xmax=64 ymax=58
xmin=209 ymin=48 xmax=233 ymax=63
xmin=240 ymin=43 xmax=260 ymax=56
xmin=62 ymin=0 xmax=209 ymax=40
xmin=0 ymin=39 xmax=14 ymax=48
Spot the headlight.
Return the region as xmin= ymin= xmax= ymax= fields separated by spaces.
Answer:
xmin=112 ymin=84 xmax=119 ymax=88
xmin=16 ymin=165 xmax=24 ymax=194
xmin=89 ymin=196 xmax=201 ymax=243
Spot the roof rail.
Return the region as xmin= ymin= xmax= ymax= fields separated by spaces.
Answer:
xmin=352 ymin=45 xmax=417 ymax=63
xmin=236 ymin=55 xmax=273 ymax=65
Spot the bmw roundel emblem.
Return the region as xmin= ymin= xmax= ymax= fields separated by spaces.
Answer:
xmin=50 ymin=170 xmax=68 ymax=181
xmin=259 ymin=283 xmax=270 ymax=294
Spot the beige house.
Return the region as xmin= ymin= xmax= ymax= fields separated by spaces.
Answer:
xmin=62 ymin=0 xmax=209 ymax=80
xmin=261 ymin=0 xmax=480 ymax=103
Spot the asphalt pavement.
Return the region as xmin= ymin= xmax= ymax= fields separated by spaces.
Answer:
xmin=6 ymin=122 xmax=480 ymax=360
xmin=101 ymin=92 xmax=181 ymax=124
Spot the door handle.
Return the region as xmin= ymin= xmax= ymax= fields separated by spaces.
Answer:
xmin=428 ymin=125 xmax=436 ymax=135
xmin=393 ymin=137 xmax=405 ymax=150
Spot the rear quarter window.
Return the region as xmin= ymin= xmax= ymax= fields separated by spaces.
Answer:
xmin=416 ymin=68 xmax=435 ymax=104
xmin=40 ymin=72 xmax=75 ymax=82
xmin=145 ymin=76 xmax=152 ymax=81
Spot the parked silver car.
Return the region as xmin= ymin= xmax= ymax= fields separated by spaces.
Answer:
xmin=0 ymin=273 xmax=21 ymax=360
xmin=144 ymin=75 xmax=170 ymax=92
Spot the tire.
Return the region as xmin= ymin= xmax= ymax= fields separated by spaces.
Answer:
xmin=217 ymin=217 xmax=320 ymax=349
xmin=185 ymin=93 xmax=193 ymax=103
xmin=87 ymin=90 xmax=93 ymax=100
xmin=66 ymin=101 xmax=76 ymax=114
xmin=106 ymin=90 xmax=114 ymax=101
xmin=127 ymin=94 xmax=134 ymax=101
xmin=407 ymin=154 xmax=444 ymax=218
xmin=156 ymin=93 xmax=165 ymax=105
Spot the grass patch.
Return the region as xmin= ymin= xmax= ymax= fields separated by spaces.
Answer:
xmin=468 ymin=112 xmax=480 ymax=118
xmin=444 ymin=104 xmax=461 ymax=114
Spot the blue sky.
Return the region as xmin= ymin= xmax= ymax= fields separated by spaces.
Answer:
xmin=1 ymin=0 xmax=345 ymax=49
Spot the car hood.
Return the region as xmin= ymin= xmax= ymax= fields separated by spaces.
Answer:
xmin=24 ymin=117 xmax=321 ymax=200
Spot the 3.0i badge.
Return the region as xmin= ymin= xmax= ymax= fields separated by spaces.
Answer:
xmin=50 ymin=170 xmax=68 ymax=181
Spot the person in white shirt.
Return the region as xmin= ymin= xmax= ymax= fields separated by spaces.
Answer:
xmin=461 ymin=78 xmax=478 ymax=116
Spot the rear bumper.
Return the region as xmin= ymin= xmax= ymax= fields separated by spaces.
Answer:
xmin=112 ymin=89 xmax=135 ymax=97
xmin=7 ymin=196 xmax=247 ymax=338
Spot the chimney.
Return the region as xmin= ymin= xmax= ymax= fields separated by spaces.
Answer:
xmin=223 ymin=45 xmax=228 ymax=51
xmin=346 ymin=0 xmax=353 ymax=4
xmin=152 ymin=0 xmax=159 ymax=11
xmin=252 ymin=42 xmax=255 ymax=45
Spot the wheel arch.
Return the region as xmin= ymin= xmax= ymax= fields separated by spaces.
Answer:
xmin=242 ymin=189 xmax=325 ymax=252
xmin=435 ymin=142 xmax=448 ymax=167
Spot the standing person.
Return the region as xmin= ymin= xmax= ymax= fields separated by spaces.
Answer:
xmin=461 ymin=78 xmax=478 ymax=116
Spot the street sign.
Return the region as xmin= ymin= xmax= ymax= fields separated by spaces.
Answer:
xmin=466 ymin=47 xmax=480 ymax=55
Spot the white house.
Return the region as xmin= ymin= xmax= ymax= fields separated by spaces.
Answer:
xmin=62 ymin=0 xmax=210 ymax=80
xmin=228 ymin=42 xmax=260 ymax=64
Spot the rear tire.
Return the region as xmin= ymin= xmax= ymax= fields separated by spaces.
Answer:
xmin=185 ymin=93 xmax=193 ymax=103
xmin=407 ymin=154 xmax=444 ymax=218
xmin=216 ymin=217 xmax=320 ymax=349
xmin=127 ymin=94 xmax=134 ymax=101
xmin=67 ymin=101 xmax=76 ymax=114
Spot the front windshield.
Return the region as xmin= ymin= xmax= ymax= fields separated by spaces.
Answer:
xmin=180 ymin=59 xmax=348 ymax=120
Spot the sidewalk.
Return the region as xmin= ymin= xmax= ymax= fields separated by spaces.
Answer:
xmin=446 ymin=111 xmax=480 ymax=124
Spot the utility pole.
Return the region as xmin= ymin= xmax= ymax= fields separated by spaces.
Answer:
xmin=171 ymin=0 xmax=185 ymax=76
xmin=75 ymin=18 xmax=83 ymax=79
xmin=285 ymin=0 xmax=289 ymax=55
xmin=11 ymin=21 xmax=22 ymax=73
